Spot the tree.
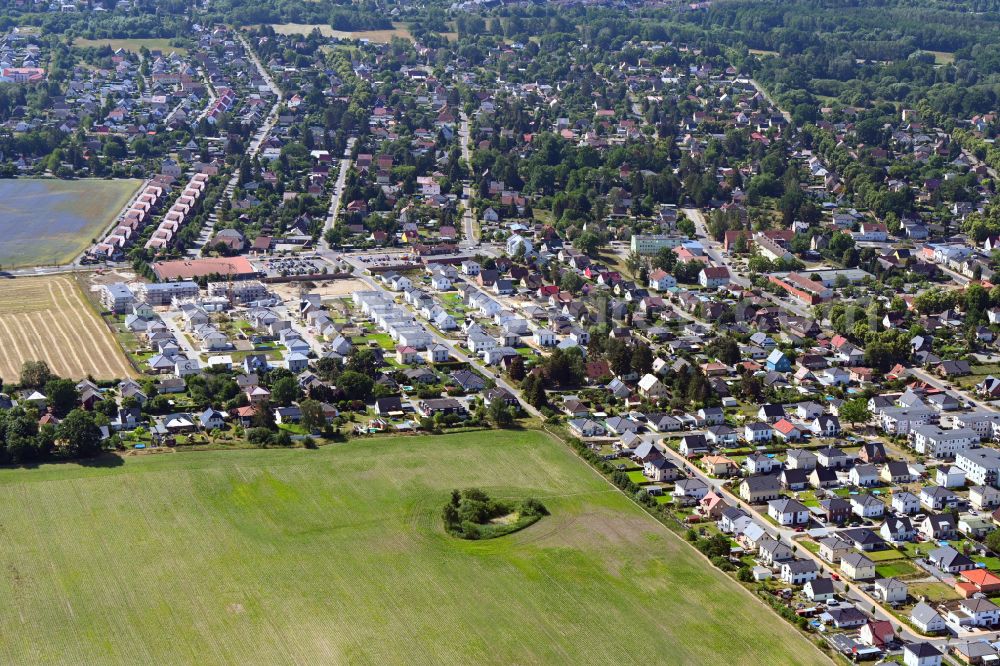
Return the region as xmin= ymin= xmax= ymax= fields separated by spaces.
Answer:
xmin=520 ymin=373 xmax=547 ymax=407
xmin=338 ymin=371 xmax=374 ymax=401
xmin=251 ymin=402 xmax=277 ymax=430
xmin=346 ymin=347 xmax=380 ymax=375
xmin=299 ymin=399 xmax=326 ymax=433
xmin=575 ymin=230 xmax=602 ymax=257
xmin=987 ymin=529 xmax=1000 ymax=555
xmin=707 ymin=337 xmax=740 ymax=365
xmin=625 ymin=250 xmax=644 ymax=279
xmin=631 ymin=344 xmax=653 ymax=375
xmin=839 ymin=397 xmax=870 ymax=426
xmin=56 ymin=410 xmax=103 ymax=458
xmin=44 ymin=378 xmax=79 ymax=417
xmin=270 ymin=376 xmax=301 ymax=406
xmin=507 ymin=355 xmax=526 ymax=382
xmin=487 ymin=399 xmax=514 ymax=428
xmin=560 ymin=270 xmax=583 ymax=293
xmin=20 ymin=360 xmax=53 ymax=389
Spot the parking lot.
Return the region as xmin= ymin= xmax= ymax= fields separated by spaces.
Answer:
xmin=256 ymin=255 xmax=326 ymax=277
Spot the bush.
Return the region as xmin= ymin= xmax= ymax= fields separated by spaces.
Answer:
xmin=246 ymin=427 xmax=272 ymax=446
xmin=443 ymin=488 xmax=548 ymax=540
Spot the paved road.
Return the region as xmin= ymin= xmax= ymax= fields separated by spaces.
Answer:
xmin=323 ymin=137 xmax=356 ymax=244
xmin=189 ymin=31 xmax=282 ymax=257
xmin=321 ymin=256 xmax=541 ymax=418
xmin=195 ymin=67 xmax=218 ymax=123
xmin=683 ymin=207 xmax=751 ymax=289
xmin=683 ymin=206 xmax=815 ymax=318
xmin=458 ymin=112 xmax=477 ymax=247
xmin=744 ymin=77 xmax=791 ymax=124
xmin=908 ymin=366 xmax=996 ymax=412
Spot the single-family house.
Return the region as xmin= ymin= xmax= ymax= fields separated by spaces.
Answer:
xmin=740 ymin=474 xmax=781 ymax=503
xmin=840 ymin=552 xmax=876 ymax=580
xmin=768 ymin=498 xmax=810 ymax=526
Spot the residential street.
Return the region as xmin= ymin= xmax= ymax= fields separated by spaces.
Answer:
xmin=324 ymin=137 xmax=356 ymax=243
xmin=320 ymin=253 xmax=542 ymax=419
xmin=459 ymin=112 xmax=477 ymax=247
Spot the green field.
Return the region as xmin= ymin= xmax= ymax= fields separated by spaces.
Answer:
xmin=0 ymin=179 xmax=141 ymax=268
xmin=0 ymin=431 xmax=826 ymax=664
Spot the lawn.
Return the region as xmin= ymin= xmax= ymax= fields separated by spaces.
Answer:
xmin=0 ymin=430 xmax=827 ymax=665
xmin=875 ymin=560 xmax=921 ymax=579
xmin=0 ymin=179 xmax=142 ymax=268
xmin=353 ymin=332 xmax=395 ymax=350
xmin=926 ymin=50 xmax=955 ymax=64
xmin=908 ymin=582 xmax=961 ymax=603
xmin=867 ymin=548 xmax=907 ymax=562
xmin=72 ymin=37 xmax=188 ymax=54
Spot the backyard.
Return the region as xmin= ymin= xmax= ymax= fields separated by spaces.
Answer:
xmin=0 ymin=430 xmax=827 ymax=665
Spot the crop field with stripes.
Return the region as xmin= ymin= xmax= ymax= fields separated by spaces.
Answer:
xmin=0 ymin=275 xmax=133 ymax=381
xmin=0 ymin=430 xmax=828 ymax=665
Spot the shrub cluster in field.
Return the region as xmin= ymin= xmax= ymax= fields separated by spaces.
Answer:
xmin=442 ymin=488 xmax=547 ymax=540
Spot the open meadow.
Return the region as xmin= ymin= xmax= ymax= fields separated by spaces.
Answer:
xmin=0 ymin=179 xmax=141 ymax=269
xmin=0 ymin=275 xmax=133 ymax=381
xmin=270 ymin=21 xmax=456 ymax=43
xmin=0 ymin=430 xmax=827 ymax=665
xmin=270 ymin=21 xmax=413 ymax=42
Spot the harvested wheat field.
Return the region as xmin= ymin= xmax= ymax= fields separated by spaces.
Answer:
xmin=0 ymin=275 xmax=133 ymax=381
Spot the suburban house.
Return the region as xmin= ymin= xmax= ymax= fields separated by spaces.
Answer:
xmin=971 ymin=485 xmax=1000 ymax=511
xmin=767 ymin=498 xmax=809 ymax=526
xmin=851 ymin=494 xmax=885 ymax=519
xmin=891 ymin=491 xmax=921 ymax=514
xmin=673 ymin=478 xmax=709 ymax=504
xmin=780 ymin=559 xmax=818 ymax=585
xmin=880 ymin=516 xmax=915 ymax=544
xmin=840 ymin=552 xmax=876 ymax=580
xmin=698 ymin=266 xmax=730 ymax=288
xmin=874 ymin=577 xmax=907 ymax=604
xmin=744 ymin=422 xmax=773 ymax=443
xmin=910 ymin=604 xmax=947 ymax=634
xmin=943 ymin=598 xmax=1000 ymax=627
xmin=739 ymin=475 xmax=781 ymax=503
xmin=818 ymin=536 xmax=852 ymax=563
xmin=804 ymin=577 xmax=836 ymax=602
xmin=928 ymin=546 xmax=976 ymax=573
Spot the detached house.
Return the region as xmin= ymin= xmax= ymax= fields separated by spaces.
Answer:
xmin=740 ymin=474 xmax=781 ymax=503
xmin=851 ymin=493 xmax=885 ymax=519
xmin=698 ymin=266 xmax=730 ymax=288
xmin=768 ymin=498 xmax=809 ymax=526
xmin=840 ymin=552 xmax=876 ymax=581
xmin=744 ymin=422 xmax=773 ymax=443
